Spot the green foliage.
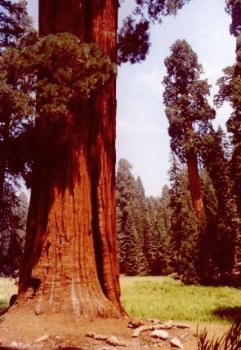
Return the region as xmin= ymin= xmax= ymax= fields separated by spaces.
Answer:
xmin=0 ymin=0 xmax=32 ymax=277
xmin=118 ymin=0 xmax=191 ymax=64
xmin=163 ymin=39 xmax=215 ymax=162
xmin=168 ymin=157 xmax=201 ymax=283
xmin=200 ymin=171 xmax=219 ymax=282
xmin=0 ymin=180 xmax=28 ymax=276
xmin=201 ymin=129 xmax=240 ymax=278
xmin=1 ymin=32 xmax=116 ymax=123
xmin=231 ymin=143 xmax=241 ymax=212
xmin=116 ymin=159 xmax=172 ymax=276
xmin=225 ymin=0 xmax=241 ymax=37
xmin=120 ymin=276 xmax=241 ymax=323
xmin=116 ymin=159 xmax=148 ymax=275
xmin=215 ymin=36 xmax=241 ymax=228
xmin=0 ymin=0 xmax=32 ymax=48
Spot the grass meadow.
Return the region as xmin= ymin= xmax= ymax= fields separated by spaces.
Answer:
xmin=120 ymin=276 xmax=241 ymax=324
xmin=0 ymin=276 xmax=241 ymax=324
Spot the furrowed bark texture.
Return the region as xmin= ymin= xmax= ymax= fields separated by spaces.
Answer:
xmin=18 ymin=0 xmax=124 ymax=318
xmin=186 ymin=150 xmax=204 ymax=221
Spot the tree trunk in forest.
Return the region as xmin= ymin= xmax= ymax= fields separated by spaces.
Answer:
xmin=0 ymin=126 xmax=8 ymax=220
xmin=17 ymin=0 xmax=124 ymax=318
xmin=186 ymin=149 xmax=204 ymax=222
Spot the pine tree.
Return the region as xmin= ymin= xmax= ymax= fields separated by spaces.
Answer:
xmin=144 ymin=196 xmax=168 ymax=275
xmin=168 ymin=156 xmax=201 ymax=284
xmin=158 ymin=185 xmax=173 ymax=274
xmin=199 ymin=171 xmax=219 ymax=283
xmin=0 ymin=0 xmax=33 ymax=277
xmin=116 ymin=159 xmax=140 ymax=275
xmin=215 ymin=35 xmax=241 ymax=278
xmin=201 ymin=128 xmax=240 ymax=280
xmin=215 ymin=36 xmax=241 ymax=215
xmin=116 ymin=159 xmax=148 ymax=275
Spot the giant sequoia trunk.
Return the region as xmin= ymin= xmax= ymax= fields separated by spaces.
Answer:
xmin=186 ymin=149 xmax=204 ymax=222
xmin=17 ymin=0 xmax=124 ymax=318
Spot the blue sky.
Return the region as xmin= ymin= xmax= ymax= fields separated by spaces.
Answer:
xmin=27 ymin=0 xmax=236 ymax=197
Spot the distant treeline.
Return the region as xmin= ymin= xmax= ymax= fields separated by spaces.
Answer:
xmin=116 ymin=156 xmax=241 ymax=285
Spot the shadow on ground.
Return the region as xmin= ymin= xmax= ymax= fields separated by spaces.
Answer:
xmin=213 ymin=306 xmax=241 ymax=322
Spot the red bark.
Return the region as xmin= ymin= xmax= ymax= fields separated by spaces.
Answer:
xmin=186 ymin=149 xmax=204 ymax=221
xmin=17 ymin=0 xmax=124 ymax=318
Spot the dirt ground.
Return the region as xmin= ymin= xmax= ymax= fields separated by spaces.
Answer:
xmin=0 ymin=305 xmax=230 ymax=350
xmin=0 ymin=308 xmax=228 ymax=350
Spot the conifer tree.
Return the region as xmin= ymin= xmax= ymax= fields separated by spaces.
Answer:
xmin=199 ymin=171 xmax=219 ymax=283
xmin=163 ymin=39 xmax=215 ymax=221
xmin=158 ymin=185 xmax=173 ymax=273
xmin=168 ymin=156 xmax=201 ymax=283
xmin=201 ymin=127 xmax=240 ymax=279
xmin=116 ymin=159 xmax=148 ymax=275
xmin=215 ymin=35 xmax=241 ymax=276
xmin=116 ymin=159 xmax=172 ymax=276
xmin=116 ymin=159 xmax=140 ymax=275
xmin=144 ymin=196 xmax=168 ymax=275
xmin=215 ymin=36 xmax=241 ymax=216
xmin=0 ymin=0 xmax=33 ymax=276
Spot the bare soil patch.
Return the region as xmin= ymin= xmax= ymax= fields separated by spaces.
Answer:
xmin=0 ymin=305 xmax=229 ymax=350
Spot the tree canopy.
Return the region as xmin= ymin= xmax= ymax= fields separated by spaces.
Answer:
xmin=118 ymin=0 xmax=191 ymax=63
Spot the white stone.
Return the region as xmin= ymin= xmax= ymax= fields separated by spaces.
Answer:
xmin=106 ymin=336 xmax=127 ymax=347
xmin=151 ymin=329 xmax=169 ymax=340
xmin=170 ymin=337 xmax=184 ymax=349
xmin=10 ymin=341 xmax=18 ymax=348
xmin=173 ymin=322 xmax=190 ymax=329
xmin=35 ymin=334 xmax=49 ymax=343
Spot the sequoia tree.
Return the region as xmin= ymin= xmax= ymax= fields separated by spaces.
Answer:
xmin=11 ymin=0 xmax=191 ymax=318
xmin=16 ymin=0 xmax=124 ymax=318
xmin=162 ymin=39 xmax=215 ymax=221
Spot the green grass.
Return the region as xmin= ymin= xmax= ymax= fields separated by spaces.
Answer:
xmin=120 ymin=276 xmax=241 ymax=324
xmin=0 ymin=278 xmax=18 ymax=312
xmin=1 ymin=276 xmax=241 ymax=324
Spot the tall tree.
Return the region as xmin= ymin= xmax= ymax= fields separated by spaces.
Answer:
xmin=10 ymin=0 xmax=191 ymax=318
xmin=168 ymin=156 xmax=200 ymax=283
xmin=17 ymin=0 xmax=124 ymax=318
xmin=116 ymin=159 xmax=147 ymax=275
xmin=215 ymin=35 xmax=241 ymax=275
xmin=0 ymin=0 xmax=32 ymax=206
xmin=162 ymin=39 xmax=215 ymax=221
xmin=198 ymin=170 xmax=224 ymax=283
xmin=215 ymin=36 xmax=241 ymax=216
xmin=0 ymin=0 xmax=33 ymax=278
xmin=201 ymin=128 xmax=240 ymax=278
xmin=157 ymin=185 xmax=173 ymax=274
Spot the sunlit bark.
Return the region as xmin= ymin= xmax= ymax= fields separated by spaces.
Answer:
xmin=17 ymin=0 xmax=124 ymax=318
